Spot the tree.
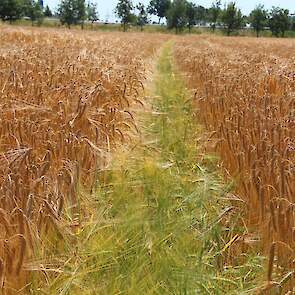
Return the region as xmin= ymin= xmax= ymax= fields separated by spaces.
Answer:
xmin=221 ymin=2 xmax=244 ymax=36
xmin=76 ymin=0 xmax=86 ymax=29
xmin=167 ymin=0 xmax=187 ymax=33
xmin=136 ymin=3 xmax=149 ymax=31
xmin=269 ymin=7 xmax=290 ymax=37
xmin=23 ymin=0 xmax=32 ymax=15
xmin=24 ymin=0 xmax=44 ymax=25
xmin=58 ymin=0 xmax=86 ymax=29
xmin=58 ymin=0 xmax=73 ymax=28
xmin=86 ymin=1 xmax=98 ymax=24
xmin=0 ymin=0 xmax=23 ymax=23
xmin=249 ymin=4 xmax=268 ymax=37
xmin=195 ymin=5 xmax=207 ymax=26
xmin=148 ymin=0 xmax=171 ymax=24
xmin=186 ymin=1 xmax=196 ymax=33
xmin=208 ymin=0 xmax=221 ymax=32
xmin=291 ymin=14 xmax=295 ymax=31
xmin=44 ymin=5 xmax=53 ymax=17
xmin=115 ymin=0 xmax=134 ymax=32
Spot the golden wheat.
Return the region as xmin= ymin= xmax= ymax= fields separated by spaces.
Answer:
xmin=0 ymin=26 xmax=166 ymax=293
xmin=174 ymin=35 xmax=295 ymax=293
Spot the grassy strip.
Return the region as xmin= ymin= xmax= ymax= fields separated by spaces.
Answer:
xmin=32 ymin=43 xmax=263 ymax=294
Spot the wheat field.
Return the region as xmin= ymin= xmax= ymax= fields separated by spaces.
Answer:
xmin=0 ymin=26 xmax=168 ymax=293
xmin=174 ymin=35 xmax=295 ymax=293
xmin=0 ymin=25 xmax=295 ymax=294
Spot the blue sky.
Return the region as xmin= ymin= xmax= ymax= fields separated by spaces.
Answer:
xmin=45 ymin=0 xmax=295 ymax=22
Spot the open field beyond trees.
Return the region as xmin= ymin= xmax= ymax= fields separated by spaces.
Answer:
xmin=0 ymin=26 xmax=294 ymax=294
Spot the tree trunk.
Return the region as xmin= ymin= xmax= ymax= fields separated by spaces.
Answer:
xmin=256 ymin=29 xmax=259 ymax=38
xmin=123 ymin=22 xmax=126 ymax=32
xmin=158 ymin=17 xmax=161 ymax=24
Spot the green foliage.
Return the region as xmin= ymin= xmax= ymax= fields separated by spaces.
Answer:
xmin=148 ymin=0 xmax=171 ymax=24
xmin=86 ymin=1 xmax=98 ymax=23
xmin=208 ymin=0 xmax=221 ymax=32
xmin=269 ymin=6 xmax=290 ymax=37
xmin=291 ymin=15 xmax=295 ymax=31
xmin=44 ymin=4 xmax=53 ymax=17
xmin=24 ymin=0 xmax=44 ymax=25
xmin=76 ymin=0 xmax=86 ymax=28
xmin=136 ymin=3 xmax=149 ymax=31
xmin=58 ymin=0 xmax=74 ymax=28
xmin=167 ymin=0 xmax=187 ymax=33
xmin=115 ymin=0 xmax=133 ymax=32
xmin=249 ymin=4 xmax=268 ymax=37
xmin=221 ymin=2 xmax=244 ymax=36
xmin=185 ymin=1 xmax=196 ymax=32
xmin=0 ymin=0 xmax=23 ymax=22
xmin=195 ymin=5 xmax=207 ymax=25
xmin=58 ymin=0 xmax=86 ymax=28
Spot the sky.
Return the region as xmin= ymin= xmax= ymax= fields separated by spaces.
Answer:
xmin=45 ymin=0 xmax=295 ymax=22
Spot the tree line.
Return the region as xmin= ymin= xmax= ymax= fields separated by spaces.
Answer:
xmin=0 ymin=0 xmax=98 ymax=27
xmin=0 ymin=0 xmax=294 ymax=37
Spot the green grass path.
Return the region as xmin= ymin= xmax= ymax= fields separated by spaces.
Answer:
xmin=39 ymin=43 xmax=263 ymax=295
